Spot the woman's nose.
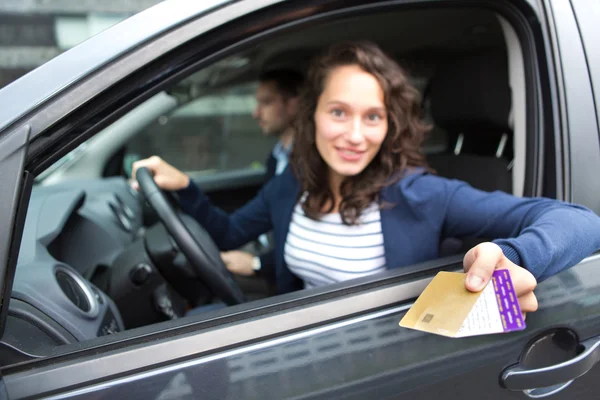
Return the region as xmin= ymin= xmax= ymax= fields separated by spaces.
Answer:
xmin=346 ymin=118 xmax=363 ymax=144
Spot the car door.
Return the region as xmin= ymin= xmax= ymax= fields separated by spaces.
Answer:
xmin=1 ymin=0 xmax=600 ymax=399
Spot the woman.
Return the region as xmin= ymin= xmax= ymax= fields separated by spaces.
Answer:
xmin=133 ymin=41 xmax=600 ymax=316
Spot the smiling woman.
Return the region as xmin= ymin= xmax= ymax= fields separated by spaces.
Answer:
xmin=292 ymin=42 xmax=429 ymax=223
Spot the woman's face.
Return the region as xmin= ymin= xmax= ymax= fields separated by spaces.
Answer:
xmin=314 ymin=64 xmax=388 ymax=182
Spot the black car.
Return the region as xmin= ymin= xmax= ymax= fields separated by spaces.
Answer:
xmin=0 ymin=0 xmax=599 ymax=399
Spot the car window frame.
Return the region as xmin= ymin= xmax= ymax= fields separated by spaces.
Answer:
xmin=0 ymin=0 xmax=552 ymax=393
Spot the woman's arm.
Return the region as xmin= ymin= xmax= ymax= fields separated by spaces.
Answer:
xmin=440 ymin=179 xmax=600 ymax=282
xmin=132 ymin=156 xmax=273 ymax=251
xmin=176 ymin=180 xmax=273 ymax=250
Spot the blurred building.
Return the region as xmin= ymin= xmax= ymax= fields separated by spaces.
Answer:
xmin=0 ymin=0 xmax=163 ymax=88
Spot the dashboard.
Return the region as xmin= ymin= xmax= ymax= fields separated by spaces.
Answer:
xmin=10 ymin=177 xmax=144 ymax=345
xmin=1 ymin=175 xmax=253 ymax=366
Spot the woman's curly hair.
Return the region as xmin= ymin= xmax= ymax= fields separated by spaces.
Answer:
xmin=290 ymin=41 xmax=431 ymax=225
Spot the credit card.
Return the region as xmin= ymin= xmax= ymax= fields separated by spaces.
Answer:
xmin=399 ymin=270 xmax=525 ymax=337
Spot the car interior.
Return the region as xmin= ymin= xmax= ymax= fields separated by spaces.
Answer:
xmin=0 ymin=6 xmax=530 ymax=366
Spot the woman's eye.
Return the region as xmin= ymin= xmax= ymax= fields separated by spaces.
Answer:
xmin=366 ymin=113 xmax=382 ymax=122
xmin=331 ymin=109 xmax=345 ymax=117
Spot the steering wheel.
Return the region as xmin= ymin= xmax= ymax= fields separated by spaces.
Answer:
xmin=136 ymin=167 xmax=246 ymax=305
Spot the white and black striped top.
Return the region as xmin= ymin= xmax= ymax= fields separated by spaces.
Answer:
xmin=284 ymin=202 xmax=386 ymax=289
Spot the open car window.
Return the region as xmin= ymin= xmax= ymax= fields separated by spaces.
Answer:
xmin=6 ymin=3 xmax=529 ymax=346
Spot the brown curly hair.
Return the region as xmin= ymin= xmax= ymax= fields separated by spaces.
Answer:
xmin=290 ymin=41 xmax=431 ymax=225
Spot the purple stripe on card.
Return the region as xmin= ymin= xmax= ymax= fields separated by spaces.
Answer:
xmin=492 ymin=270 xmax=526 ymax=332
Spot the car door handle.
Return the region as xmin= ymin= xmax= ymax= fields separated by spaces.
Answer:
xmin=501 ymin=336 xmax=600 ymax=390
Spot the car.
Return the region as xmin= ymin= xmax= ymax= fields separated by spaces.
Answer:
xmin=0 ymin=0 xmax=599 ymax=398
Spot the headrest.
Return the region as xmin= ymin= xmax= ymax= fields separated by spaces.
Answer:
xmin=429 ymin=49 xmax=511 ymax=135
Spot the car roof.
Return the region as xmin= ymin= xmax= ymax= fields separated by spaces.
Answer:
xmin=0 ymin=0 xmax=230 ymax=133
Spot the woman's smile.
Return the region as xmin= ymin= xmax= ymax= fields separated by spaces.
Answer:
xmin=335 ymin=146 xmax=366 ymax=162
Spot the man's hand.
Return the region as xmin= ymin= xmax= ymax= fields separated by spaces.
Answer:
xmin=131 ymin=156 xmax=190 ymax=191
xmin=463 ymin=242 xmax=538 ymax=316
xmin=221 ymin=251 xmax=256 ymax=276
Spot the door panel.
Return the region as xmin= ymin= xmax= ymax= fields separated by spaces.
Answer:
xmin=38 ymin=255 xmax=600 ymax=400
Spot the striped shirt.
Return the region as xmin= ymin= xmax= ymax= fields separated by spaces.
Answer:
xmin=284 ymin=202 xmax=386 ymax=289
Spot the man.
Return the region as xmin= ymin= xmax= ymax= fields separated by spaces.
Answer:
xmin=221 ymin=68 xmax=304 ymax=280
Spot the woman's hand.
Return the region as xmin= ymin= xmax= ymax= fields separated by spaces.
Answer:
xmin=131 ymin=156 xmax=190 ymax=191
xmin=463 ymin=242 xmax=538 ymax=316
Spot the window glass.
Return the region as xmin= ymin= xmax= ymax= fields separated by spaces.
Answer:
xmin=125 ymin=83 xmax=277 ymax=175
